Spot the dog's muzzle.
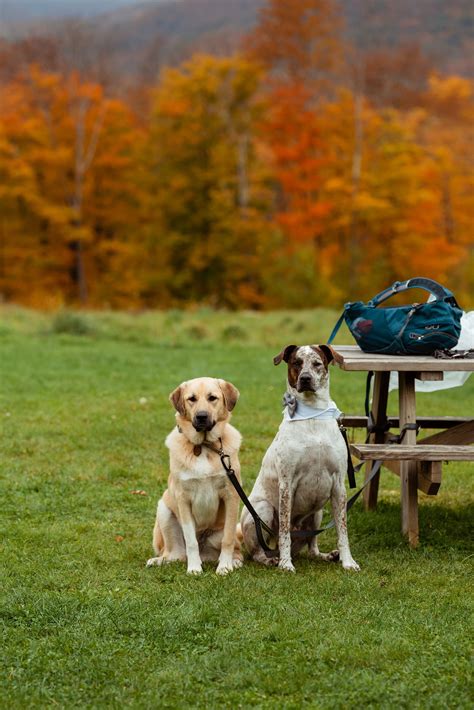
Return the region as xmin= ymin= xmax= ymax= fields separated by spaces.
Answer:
xmin=297 ymin=373 xmax=315 ymax=392
xmin=193 ymin=411 xmax=215 ymax=432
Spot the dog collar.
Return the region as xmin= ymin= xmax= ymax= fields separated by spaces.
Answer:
xmin=176 ymin=425 xmax=221 ymax=456
xmin=282 ymin=393 xmax=342 ymax=421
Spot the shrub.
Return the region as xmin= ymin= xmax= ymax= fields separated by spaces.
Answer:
xmin=222 ymin=324 xmax=247 ymax=341
xmin=50 ymin=310 xmax=94 ymax=336
xmin=184 ymin=324 xmax=209 ymax=341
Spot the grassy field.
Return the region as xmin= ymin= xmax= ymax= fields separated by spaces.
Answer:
xmin=1 ymin=306 xmax=473 ymax=709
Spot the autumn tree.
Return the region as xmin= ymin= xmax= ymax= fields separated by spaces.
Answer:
xmin=411 ymin=74 xmax=474 ymax=303
xmin=316 ymin=86 xmax=473 ymax=303
xmin=363 ymin=44 xmax=434 ymax=110
xmin=0 ymin=125 xmax=72 ymax=306
xmin=242 ymin=1 xmax=344 ymax=303
xmin=0 ymin=65 xmax=142 ymax=306
xmin=141 ymin=54 xmax=275 ymax=308
xmin=246 ymin=0 xmax=343 ymax=95
xmin=257 ymin=83 xmax=335 ymax=303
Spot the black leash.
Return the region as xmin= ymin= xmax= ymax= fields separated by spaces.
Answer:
xmin=202 ymin=440 xmax=279 ymax=557
xmin=220 ymin=455 xmax=279 ymax=557
xmin=339 ymin=423 xmax=356 ymax=488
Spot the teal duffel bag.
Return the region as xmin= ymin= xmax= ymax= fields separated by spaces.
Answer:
xmin=328 ymin=277 xmax=463 ymax=355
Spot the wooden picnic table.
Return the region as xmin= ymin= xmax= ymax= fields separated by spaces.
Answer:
xmin=334 ymin=345 xmax=474 ymax=547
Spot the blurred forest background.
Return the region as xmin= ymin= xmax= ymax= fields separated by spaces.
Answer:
xmin=0 ymin=0 xmax=473 ymax=310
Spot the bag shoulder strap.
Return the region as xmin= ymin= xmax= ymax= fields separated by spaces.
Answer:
xmin=370 ymin=278 xmax=455 ymax=307
xmin=327 ymin=311 xmax=346 ymax=344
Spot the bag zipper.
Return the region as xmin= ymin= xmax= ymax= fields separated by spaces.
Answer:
xmin=408 ymin=331 xmax=459 ymax=342
xmin=397 ymin=306 xmax=418 ymax=340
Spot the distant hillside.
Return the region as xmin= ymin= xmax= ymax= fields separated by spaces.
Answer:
xmin=344 ymin=0 xmax=473 ymax=74
xmin=83 ymin=0 xmax=474 ymax=77
xmin=2 ymin=0 xmax=473 ymax=78
xmin=95 ymin=0 xmax=258 ymax=77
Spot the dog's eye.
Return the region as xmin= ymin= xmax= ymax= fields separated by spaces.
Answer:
xmin=188 ymin=395 xmax=197 ymax=402
xmin=208 ymin=395 xmax=218 ymax=402
xmin=295 ymin=359 xmax=303 ymax=367
xmin=312 ymin=361 xmax=322 ymax=368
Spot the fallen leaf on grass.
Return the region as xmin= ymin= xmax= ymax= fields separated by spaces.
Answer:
xmin=115 ymin=535 xmax=124 ymax=542
xmin=130 ymin=489 xmax=148 ymax=496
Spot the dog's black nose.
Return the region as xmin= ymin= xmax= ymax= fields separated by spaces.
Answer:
xmin=193 ymin=410 xmax=213 ymax=432
xmin=299 ymin=373 xmax=312 ymax=384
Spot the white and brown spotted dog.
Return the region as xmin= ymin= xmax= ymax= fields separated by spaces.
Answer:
xmin=241 ymin=344 xmax=360 ymax=573
xmin=147 ymin=377 xmax=243 ymax=575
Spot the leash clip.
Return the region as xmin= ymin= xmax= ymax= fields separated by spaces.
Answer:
xmin=220 ymin=453 xmax=234 ymax=475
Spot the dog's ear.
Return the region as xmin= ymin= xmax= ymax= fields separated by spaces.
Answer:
xmin=169 ymin=384 xmax=186 ymax=415
xmin=273 ymin=344 xmax=298 ymax=366
xmin=218 ymin=380 xmax=240 ymax=412
xmin=312 ymin=344 xmax=343 ymax=368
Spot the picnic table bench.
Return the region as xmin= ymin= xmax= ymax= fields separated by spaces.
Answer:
xmin=334 ymin=346 xmax=474 ymax=546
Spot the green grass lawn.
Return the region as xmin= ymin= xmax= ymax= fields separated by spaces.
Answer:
xmin=1 ymin=307 xmax=473 ymax=709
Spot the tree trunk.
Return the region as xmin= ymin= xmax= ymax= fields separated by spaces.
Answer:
xmin=441 ymin=171 xmax=455 ymax=242
xmin=349 ymin=78 xmax=364 ymax=293
xmin=71 ymin=100 xmax=88 ymax=304
xmin=237 ymin=133 xmax=249 ymax=215
xmin=68 ymin=95 xmax=106 ymax=303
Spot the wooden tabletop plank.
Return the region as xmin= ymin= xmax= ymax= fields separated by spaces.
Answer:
xmin=351 ymin=443 xmax=474 ymax=461
xmin=333 ymin=345 xmax=474 ymax=372
xmin=341 ymin=415 xmax=471 ymax=429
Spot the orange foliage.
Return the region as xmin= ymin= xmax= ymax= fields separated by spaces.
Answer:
xmin=264 ymin=83 xmax=332 ymax=249
xmin=0 ymin=65 xmax=143 ymax=307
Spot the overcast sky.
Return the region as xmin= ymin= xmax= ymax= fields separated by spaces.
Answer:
xmin=0 ymin=0 xmax=157 ymax=23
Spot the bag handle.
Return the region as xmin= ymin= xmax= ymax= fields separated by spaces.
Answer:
xmin=369 ymin=277 xmax=455 ymax=307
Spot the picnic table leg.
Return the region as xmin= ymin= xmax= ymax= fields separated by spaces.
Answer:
xmin=399 ymin=372 xmax=419 ymax=547
xmin=363 ymin=371 xmax=390 ymax=510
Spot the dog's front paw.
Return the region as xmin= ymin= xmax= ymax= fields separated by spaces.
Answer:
xmin=342 ymin=558 xmax=360 ymax=572
xmin=216 ymin=561 xmax=234 ymax=576
xmin=187 ymin=563 xmax=203 ymax=575
xmin=309 ymin=549 xmax=340 ymax=563
xmin=253 ymin=552 xmax=278 ymax=567
xmin=146 ymin=556 xmax=165 ymax=567
xmin=232 ymin=557 xmax=243 ymax=570
xmin=278 ymin=559 xmax=296 ymax=573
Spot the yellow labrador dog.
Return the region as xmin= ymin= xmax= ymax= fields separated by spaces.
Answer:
xmin=146 ymin=377 xmax=243 ymax=575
